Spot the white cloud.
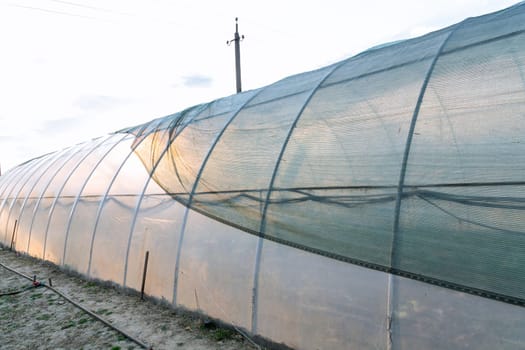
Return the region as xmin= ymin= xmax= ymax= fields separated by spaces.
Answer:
xmin=182 ymin=75 xmax=213 ymax=88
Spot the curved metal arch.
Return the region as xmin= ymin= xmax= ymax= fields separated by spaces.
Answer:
xmin=85 ymin=131 xmax=161 ymax=275
xmin=251 ymin=60 xmax=350 ymax=333
xmin=62 ymin=132 xmax=147 ymax=266
xmin=385 ymin=24 xmax=463 ymax=349
xmin=0 ymin=163 xmax=27 ymax=213
xmin=0 ymin=159 xmax=47 ymax=212
xmin=2 ymin=152 xmax=63 ymax=243
xmin=41 ymin=134 xmax=114 ymax=260
xmin=0 ymin=164 xmax=25 ymax=198
xmin=26 ymin=140 xmax=98 ymax=254
xmin=87 ymin=108 xmax=202 ymax=278
xmin=120 ymin=102 xmax=218 ymax=286
xmin=390 ymin=23 xmax=463 ymax=267
xmin=0 ymin=162 xmax=39 ymax=242
xmin=167 ymin=88 xmax=263 ymax=304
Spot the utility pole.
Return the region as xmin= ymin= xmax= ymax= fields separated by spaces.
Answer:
xmin=227 ymin=18 xmax=244 ymax=93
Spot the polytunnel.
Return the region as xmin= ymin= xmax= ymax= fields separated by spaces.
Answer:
xmin=1 ymin=2 xmax=525 ymax=349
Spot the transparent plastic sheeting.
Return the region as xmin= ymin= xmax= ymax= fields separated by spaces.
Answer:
xmin=126 ymin=2 xmax=525 ymax=303
xmin=0 ymin=3 xmax=524 ymax=350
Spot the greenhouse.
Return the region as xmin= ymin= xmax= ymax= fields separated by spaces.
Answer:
xmin=1 ymin=2 xmax=525 ymax=349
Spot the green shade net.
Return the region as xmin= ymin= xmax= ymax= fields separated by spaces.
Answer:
xmin=125 ymin=2 xmax=525 ymax=305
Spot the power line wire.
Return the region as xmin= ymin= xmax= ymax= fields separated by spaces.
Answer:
xmin=8 ymin=3 xmax=101 ymax=20
xmin=45 ymin=0 xmax=133 ymax=17
xmin=8 ymin=1 xmax=185 ymax=27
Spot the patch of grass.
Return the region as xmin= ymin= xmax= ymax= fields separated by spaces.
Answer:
xmin=0 ymin=314 xmax=9 ymax=322
xmin=61 ymin=321 xmax=75 ymax=330
xmin=178 ymin=317 xmax=193 ymax=329
xmin=78 ymin=318 xmax=89 ymax=325
xmin=116 ymin=334 xmax=126 ymax=342
xmin=36 ymin=314 xmax=52 ymax=321
xmin=30 ymin=292 xmax=44 ymax=299
xmin=85 ymin=281 xmax=100 ymax=294
xmin=96 ymin=308 xmax=112 ymax=315
xmin=85 ymin=281 xmax=98 ymax=288
xmin=111 ymin=346 xmax=121 ymax=350
xmin=213 ymin=328 xmax=235 ymax=342
xmin=1 ymin=296 xmax=17 ymax=305
xmin=46 ymin=294 xmax=58 ymax=305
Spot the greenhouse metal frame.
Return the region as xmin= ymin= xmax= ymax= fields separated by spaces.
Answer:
xmin=1 ymin=2 xmax=525 ymax=349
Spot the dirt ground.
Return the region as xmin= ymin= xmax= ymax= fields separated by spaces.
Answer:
xmin=0 ymin=246 xmax=262 ymax=350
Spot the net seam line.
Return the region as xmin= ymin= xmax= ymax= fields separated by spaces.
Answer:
xmin=168 ymin=198 xmax=525 ymax=308
xmin=4 ymin=179 xmax=525 ymax=202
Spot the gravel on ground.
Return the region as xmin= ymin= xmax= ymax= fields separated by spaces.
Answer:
xmin=0 ymin=246 xmax=261 ymax=350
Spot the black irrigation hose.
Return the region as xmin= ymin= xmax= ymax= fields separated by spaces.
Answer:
xmin=0 ymin=283 xmax=42 ymax=297
xmin=0 ymin=260 xmax=152 ymax=350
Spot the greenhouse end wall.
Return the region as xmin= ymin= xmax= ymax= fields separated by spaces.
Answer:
xmin=1 ymin=2 xmax=525 ymax=349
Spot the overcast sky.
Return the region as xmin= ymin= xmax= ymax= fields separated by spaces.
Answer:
xmin=0 ymin=0 xmax=518 ymax=171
